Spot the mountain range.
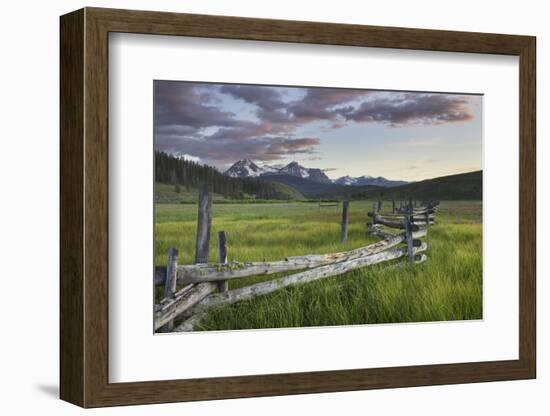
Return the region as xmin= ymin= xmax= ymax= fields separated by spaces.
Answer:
xmin=224 ymin=159 xmax=408 ymax=187
xmin=333 ymin=175 xmax=408 ymax=188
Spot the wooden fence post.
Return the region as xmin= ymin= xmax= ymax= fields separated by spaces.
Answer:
xmin=195 ymin=184 xmax=212 ymax=263
xmin=404 ymin=205 xmax=415 ymax=263
xmin=341 ymin=200 xmax=349 ymax=242
xmin=377 ymin=200 xmax=382 ymax=212
xmin=217 ymin=231 xmax=229 ymax=293
xmin=164 ymin=247 xmax=178 ymax=299
xmin=392 ymin=199 xmax=395 ymax=213
xmin=162 ymin=247 xmax=178 ymax=332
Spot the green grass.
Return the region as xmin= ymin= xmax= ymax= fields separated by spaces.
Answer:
xmin=154 ymin=183 xmax=228 ymax=204
xmin=155 ymin=200 xmax=482 ymax=330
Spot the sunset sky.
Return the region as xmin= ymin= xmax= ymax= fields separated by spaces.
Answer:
xmin=154 ymin=81 xmax=482 ymax=181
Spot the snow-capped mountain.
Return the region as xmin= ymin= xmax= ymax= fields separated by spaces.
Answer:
xmin=278 ymin=161 xmax=310 ymax=178
xmin=224 ymin=160 xmax=406 ymax=187
xmin=276 ymin=162 xmax=332 ymax=183
xmin=258 ymin=164 xmax=280 ymax=175
xmin=334 ymin=175 xmax=365 ymax=186
xmin=225 ymin=159 xmax=272 ymax=178
xmin=224 ymin=160 xmax=331 ymax=183
xmin=334 ymin=175 xmax=409 ymax=188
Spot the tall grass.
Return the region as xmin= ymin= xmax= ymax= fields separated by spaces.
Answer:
xmin=154 ymin=200 xmax=482 ymax=330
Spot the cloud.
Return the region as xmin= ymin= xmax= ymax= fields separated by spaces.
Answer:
xmin=221 ymin=85 xmax=372 ymax=131
xmin=338 ymin=93 xmax=474 ymax=126
xmin=155 ymin=82 xmax=243 ymax=130
xmin=220 ymin=85 xmax=286 ymax=111
xmin=154 ymin=82 xmax=478 ymax=168
xmin=288 ymin=89 xmax=372 ymax=124
xmin=155 ymin=134 xmax=320 ymax=166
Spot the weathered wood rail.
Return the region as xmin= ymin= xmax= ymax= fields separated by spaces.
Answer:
xmin=153 ymin=194 xmax=439 ymax=332
xmin=175 ymin=243 xmax=428 ymax=332
xmin=177 ymin=228 xmax=427 ymax=284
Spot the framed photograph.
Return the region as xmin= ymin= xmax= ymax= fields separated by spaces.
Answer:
xmin=60 ymin=7 xmax=536 ymax=408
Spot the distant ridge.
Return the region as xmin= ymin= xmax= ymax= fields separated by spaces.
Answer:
xmin=353 ymin=170 xmax=482 ymax=200
xmin=261 ymin=174 xmax=381 ymax=198
xmin=334 ymin=175 xmax=409 ymax=188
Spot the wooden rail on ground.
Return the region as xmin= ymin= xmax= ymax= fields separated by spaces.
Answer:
xmin=153 ymin=194 xmax=439 ymax=332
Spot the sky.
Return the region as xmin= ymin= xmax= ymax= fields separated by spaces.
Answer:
xmin=154 ymin=80 xmax=482 ymax=181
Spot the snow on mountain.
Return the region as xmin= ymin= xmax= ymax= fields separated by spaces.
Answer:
xmin=273 ymin=161 xmax=332 ymax=183
xmin=225 ymin=159 xmax=265 ymax=178
xmin=334 ymin=175 xmax=409 ymax=188
xmin=258 ymin=164 xmax=280 ymax=174
xmin=278 ymin=161 xmax=310 ymax=178
xmin=224 ymin=160 xmax=331 ymax=183
xmin=225 ymin=159 xmax=411 ymax=187
xmin=334 ymin=175 xmax=357 ymax=186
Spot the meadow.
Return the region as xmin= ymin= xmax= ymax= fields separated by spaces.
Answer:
xmin=154 ymin=199 xmax=482 ymax=331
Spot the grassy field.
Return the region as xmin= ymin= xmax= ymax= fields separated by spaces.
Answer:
xmin=154 ymin=199 xmax=482 ymax=331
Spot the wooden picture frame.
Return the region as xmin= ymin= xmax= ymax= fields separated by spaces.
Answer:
xmin=60 ymin=7 xmax=536 ymax=408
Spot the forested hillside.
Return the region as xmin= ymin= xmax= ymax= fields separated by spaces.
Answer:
xmin=353 ymin=170 xmax=482 ymax=200
xmin=155 ymin=151 xmax=305 ymax=200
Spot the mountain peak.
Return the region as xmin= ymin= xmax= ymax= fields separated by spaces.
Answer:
xmin=234 ymin=158 xmax=256 ymax=166
xmin=225 ymin=159 xmax=262 ymax=177
xmin=279 ymin=161 xmax=310 ymax=179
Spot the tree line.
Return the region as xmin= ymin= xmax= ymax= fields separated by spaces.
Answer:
xmin=154 ymin=151 xmax=303 ymax=200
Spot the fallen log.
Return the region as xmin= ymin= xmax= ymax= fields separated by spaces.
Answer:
xmin=174 ymin=242 xmax=428 ymax=332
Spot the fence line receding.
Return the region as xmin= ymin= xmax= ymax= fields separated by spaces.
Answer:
xmin=154 ymin=194 xmax=439 ymax=332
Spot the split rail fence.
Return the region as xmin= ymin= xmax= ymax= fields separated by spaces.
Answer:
xmin=154 ymin=187 xmax=440 ymax=332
